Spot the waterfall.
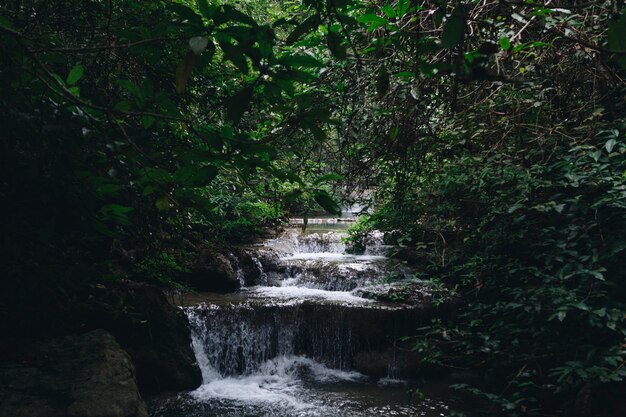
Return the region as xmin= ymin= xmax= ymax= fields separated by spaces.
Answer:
xmin=152 ymin=224 xmax=452 ymax=417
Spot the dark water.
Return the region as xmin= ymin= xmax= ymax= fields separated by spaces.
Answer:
xmin=150 ymin=377 xmax=454 ymax=417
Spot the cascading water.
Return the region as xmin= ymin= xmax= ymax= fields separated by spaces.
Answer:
xmin=149 ymin=220 xmax=454 ymax=417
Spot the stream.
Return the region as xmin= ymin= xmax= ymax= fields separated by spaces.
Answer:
xmin=149 ymin=219 xmax=457 ymax=417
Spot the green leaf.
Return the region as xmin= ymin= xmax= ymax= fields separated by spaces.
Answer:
xmin=95 ymin=184 xmax=122 ymax=195
xmin=101 ymin=204 xmax=134 ymax=214
xmin=389 ymin=126 xmax=399 ymax=140
xmin=67 ymin=86 xmax=80 ymax=97
xmin=308 ymin=124 xmax=327 ymax=140
xmin=214 ymin=5 xmax=257 ymax=26
xmin=605 ymin=139 xmax=617 ymax=153
xmin=358 ymin=13 xmax=388 ymax=30
xmin=226 ymin=85 xmax=254 ymax=124
xmin=313 ymin=190 xmax=341 ymax=215
xmin=441 ymin=7 xmax=464 ymax=49
xmin=0 ymin=15 xmax=15 ymax=29
xmin=66 ymin=65 xmax=84 ymax=85
xmin=192 ymin=165 xmax=218 ymax=187
xmin=142 ymin=115 xmax=155 ymax=129
xmin=499 ymin=37 xmax=511 ymax=51
xmin=279 ymin=54 xmax=324 ymax=68
xmin=330 ymin=0 xmax=348 ymax=9
xmin=286 ymin=14 xmax=320 ymax=45
xmin=168 ymin=3 xmax=203 ymax=27
xmin=314 ymin=173 xmax=344 ymax=185
xmin=396 ymin=0 xmax=411 ymax=17
xmin=326 ymin=32 xmax=347 ymax=60
xmin=283 ymin=189 xmax=303 ymax=202
xmin=382 ymin=5 xmax=396 ymax=19
xmin=155 ymin=197 xmax=171 ymax=212
xmin=219 ymin=41 xmax=250 ymax=74
xmin=100 ymin=204 xmax=134 ymax=226
xmin=277 ymin=69 xmax=317 ymax=83
xmin=197 ymin=0 xmax=214 ymax=19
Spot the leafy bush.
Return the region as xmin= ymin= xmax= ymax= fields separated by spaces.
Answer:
xmin=133 ymin=253 xmax=190 ymax=289
xmin=360 ymin=126 xmax=626 ymax=415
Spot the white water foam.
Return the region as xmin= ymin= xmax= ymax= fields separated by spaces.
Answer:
xmin=250 ymin=286 xmax=373 ymax=304
xmin=280 ymin=252 xmax=386 ymax=262
xmin=191 ymin=355 xmax=366 ymax=411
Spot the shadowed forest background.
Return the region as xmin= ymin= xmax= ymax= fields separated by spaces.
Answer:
xmin=1 ymin=0 xmax=626 ymax=416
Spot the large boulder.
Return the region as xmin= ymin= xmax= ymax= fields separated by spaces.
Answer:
xmin=87 ymin=281 xmax=202 ymax=393
xmin=0 ymin=329 xmax=147 ymax=417
xmin=184 ymin=251 xmax=240 ymax=292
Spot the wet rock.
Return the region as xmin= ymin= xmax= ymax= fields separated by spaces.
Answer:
xmin=390 ymin=247 xmax=423 ymax=265
xmin=255 ymin=249 xmax=283 ymax=273
xmin=353 ymin=349 xmax=421 ymax=379
xmin=188 ymin=301 xmax=434 ymax=379
xmin=355 ymin=281 xmax=441 ymax=304
xmin=87 ymin=281 xmax=201 ymax=393
xmin=185 ymin=251 xmax=240 ymax=292
xmin=229 ymin=247 xmax=284 ymax=286
xmin=230 ymin=248 xmax=262 ymax=286
xmin=0 ymin=329 xmax=147 ymax=417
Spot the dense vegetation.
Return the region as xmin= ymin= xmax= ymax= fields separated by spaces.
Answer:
xmin=1 ymin=0 xmax=625 ymax=416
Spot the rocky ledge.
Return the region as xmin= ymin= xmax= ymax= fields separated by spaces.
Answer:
xmin=0 ymin=329 xmax=147 ymax=417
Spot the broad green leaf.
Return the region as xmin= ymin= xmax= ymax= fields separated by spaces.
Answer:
xmin=358 ymin=14 xmax=388 ymax=31
xmin=95 ymin=184 xmax=122 ymax=195
xmin=326 ymin=32 xmax=347 ymax=60
xmin=100 ymin=204 xmax=134 ymax=225
xmin=441 ymin=7 xmax=464 ymax=49
xmin=314 ymin=174 xmax=344 ymax=185
xmin=279 ymin=54 xmax=324 ymax=68
xmin=396 ymin=0 xmax=411 ymax=17
xmin=286 ymin=15 xmax=320 ymax=45
xmin=605 ymin=139 xmax=617 ymax=153
xmin=0 ymin=15 xmax=15 ymax=29
xmin=382 ymin=5 xmax=396 ymax=19
xmin=330 ymin=0 xmax=348 ymax=8
xmin=155 ymin=197 xmax=171 ymax=212
xmin=277 ymin=68 xmax=317 ymax=83
xmin=117 ymin=79 xmax=146 ymax=107
xmin=214 ymin=5 xmax=257 ymax=26
xmin=168 ymin=3 xmax=203 ymax=27
xmin=196 ymin=40 xmax=216 ymax=67
xmin=66 ymin=65 xmax=84 ymax=85
xmin=197 ymin=0 xmax=214 ymax=19
xmin=499 ymin=37 xmax=511 ymax=51
xmin=283 ymin=189 xmax=303 ymax=202
xmin=142 ymin=115 xmax=155 ymax=129
xmin=389 ymin=126 xmax=399 ymax=140
xmin=192 ymin=165 xmax=218 ymax=187
xmin=219 ymin=41 xmax=249 ymax=74
xmin=313 ymin=190 xmax=341 ymax=215
xmin=68 ymin=86 xmax=80 ymax=97
xmin=307 ymin=123 xmax=327 ymax=140
xmin=226 ymin=85 xmax=254 ymax=124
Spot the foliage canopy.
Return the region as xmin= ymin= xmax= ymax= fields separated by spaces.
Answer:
xmin=1 ymin=0 xmax=626 ymax=415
